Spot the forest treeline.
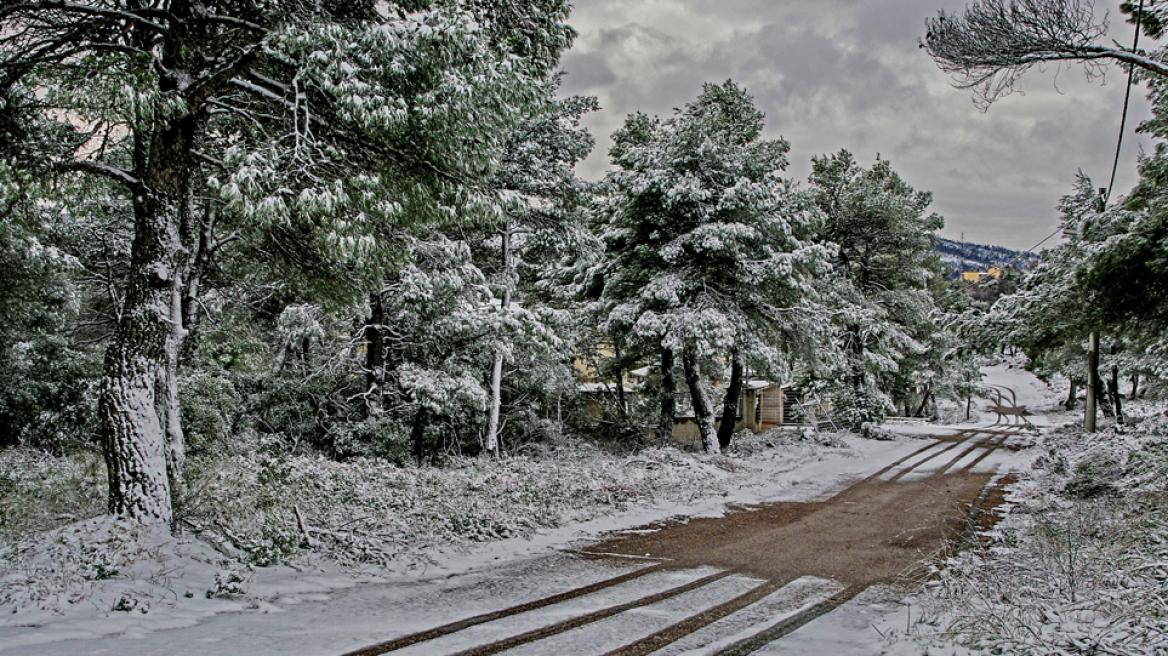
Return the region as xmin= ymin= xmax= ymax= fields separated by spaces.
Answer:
xmin=1 ymin=0 xmax=1166 ymax=530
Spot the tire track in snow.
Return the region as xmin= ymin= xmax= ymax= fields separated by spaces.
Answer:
xmin=342 ymin=423 xmax=1025 ymax=656
xmin=598 ymin=578 xmax=789 ymax=656
xmin=706 ymin=584 xmax=867 ymax=656
xmin=340 ymin=563 xmax=669 ymax=656
xmin=444 ymin=570 xmax=734 ymax=656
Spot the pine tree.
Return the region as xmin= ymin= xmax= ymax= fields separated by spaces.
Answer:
xmin=0 ymin=0 xmax=574 ymax=526
xmin=808 ymin=151 xmax=944 ymax=427
xmin=598 ymin=81 xmax=829 ymax=453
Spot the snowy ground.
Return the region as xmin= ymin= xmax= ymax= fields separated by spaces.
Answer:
xmin=0 ymin=436 xmax=923 ymax=654
xmin=0 ymin=363 xmax=1054 ymax=655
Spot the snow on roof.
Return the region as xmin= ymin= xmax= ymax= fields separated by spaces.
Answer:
xmin=629 ymin=366 xmax=651 ymax=378
xmin=578 ymin=382 xmax=633 ymax=394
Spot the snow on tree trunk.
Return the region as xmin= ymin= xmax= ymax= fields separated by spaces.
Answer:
xmin=486 ymin=223 xmax=513 ymax=455
xmin=160 ymin=279 xmax=186 ymax=502
xmin=716 ymin=349 xmax=744 ymax=451
xmin=100 ymin=194 xmax=191 ymax=526
xmin=683 ymin=343 xmax=719 ymax=455
xmin=99 ymin=122 xmax=195 ymax=526
xmin=486 ymin=352 xmax=503 ymax=454
xmin=659 ymin=346 xmax=677 ymax=445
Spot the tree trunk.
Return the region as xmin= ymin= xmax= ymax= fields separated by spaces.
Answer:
xmin=1131 ymin=374 xmax=1140 ymax=400
xmin=716 ymin=349 xmax=744 ymax=451
xmin=1065 ymin=378 xmax=1078 ymax=411
xmin=1085 ymin=331 xmax=1098 ymax=432
xmin=486 ymin=222 xmax=512 ymax=455
xmin=99 ymin=113 xmax=200 ymax=526
xmin=914 ymin=384 xmax=933 ymax=417
xmin=411 ymin=407 xmax=428 ymax=466
xmin=659 ymin=346 xmax=676 ymax=445
xmin=364 ymin=292 xmax=386 ymax=417
xmin=179 ymin=205 xmax=215 ymax=364
xmin=486 ymin=352 xmax=504 ymax=454
xmin=682 ymin=342 xmax=719 ymax=455
xmin=613 ymin=340 xmax=628 ymax=421
xmin=1110 ymin=364 xmax=1124 ymax=425
xmin=848 ymin=324 xmax=864 ymax=395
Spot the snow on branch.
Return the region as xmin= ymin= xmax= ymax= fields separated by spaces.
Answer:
xmin=922 ymin=0 xmax=1168 ymax=108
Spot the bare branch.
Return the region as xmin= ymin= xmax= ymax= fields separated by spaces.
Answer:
xmin=53 ymin=159 xmax=140 ymax=189
xmin=0 ymin=2 xmax=170 ymax=33
xmin=920 ymin=0 xmax=1168 ymax=107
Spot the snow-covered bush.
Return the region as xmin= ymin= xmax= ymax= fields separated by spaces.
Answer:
xmin=0 ymin=448 xmax=106 ymax=542
xmin=178 ymin=440 xmax=753 ymax=571
xmin=0 ymin=518 xmax=158 ymax=614
xmin=0 ymin=430 xmax=849 ymax=623
xmin=920 ymin=494 xmax=1168 ymax=655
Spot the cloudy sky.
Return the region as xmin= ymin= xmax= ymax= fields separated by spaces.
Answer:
xmin=556 ymin=0 xmax=1159 ymax=251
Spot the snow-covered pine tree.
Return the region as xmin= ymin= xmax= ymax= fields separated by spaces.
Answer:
xmin=480 ymin=84 xmax=598 ymax=454
xmin=0 ymin=0 xmax=574 ymax=526
xmin=808 ymin=151 xmax=944 ymax=427
xmin=598 ymin=81 xmax=829 ymax=453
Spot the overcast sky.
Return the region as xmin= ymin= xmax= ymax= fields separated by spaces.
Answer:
xmin=556 ymin=0 xmax=1159 ymax=251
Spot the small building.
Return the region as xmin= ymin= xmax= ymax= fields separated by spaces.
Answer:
xmin=669 ymin=381 xmax=804 ymax=449
xmin=961 ymin=266 xmax=1004 ymax=283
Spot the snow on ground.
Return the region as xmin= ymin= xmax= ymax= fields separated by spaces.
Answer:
xmin=0 ymin=361 xmax=1060 ymax=655
xmin=974 ymin=357 xmax=1067 ymax=428
xmin=0 ymin=433 xmax=933 ymax=655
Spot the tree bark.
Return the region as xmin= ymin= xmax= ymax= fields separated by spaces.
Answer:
xmin=486 ymin=222 xmax=512 ymax=455
xmin=659 ymin=346 xmax=676 ymax=445
xmin=1065 ymin=378 xmax=1078 ymax=411
xmin=100 ymin=136 xmax=197 ymax=524
xmin=1110 ymin=364 xmax=1124 ymax=425
xmin=682 ymin=342 xmax=719 ymax=455
xmin=716 ymin=349 xmax=744 ymax=451
xmin=364 ymin=292 xmax=386 ymax=417
xmin=613 ymin=340 xmax=628 ymax=421
xmin=179 ymin=206 xmax=215 ymax=364
xmin=1085 ymin=331 xmax=1098 ymax=432
xmin=913 ymin=384 xmax=933 ymax=418
xmin=848 ymin=324 xmax=865 ymax=395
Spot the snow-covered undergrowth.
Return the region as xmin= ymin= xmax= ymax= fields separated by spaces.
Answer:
xmin=178 ymin=442 xmax=753 ymax=571
xmin=0 ymin=448 xmax=106 ymax=542
xmin=917 ymin=403 xmax=1168 ymax=655
xmin=0 ymin=431 xmax=848 ymax=628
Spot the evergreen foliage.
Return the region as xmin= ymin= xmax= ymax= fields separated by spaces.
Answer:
xmin=807 ymin=151 xmax=947 ymax=426
xmin=597 ymin=81 xmax=830 ymax=453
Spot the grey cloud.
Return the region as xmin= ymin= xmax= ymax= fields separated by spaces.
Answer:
xmin=560 ymin=51 xmax=616 ymax=90
xmin=558 ymin=0 xmax=1154 ymax=250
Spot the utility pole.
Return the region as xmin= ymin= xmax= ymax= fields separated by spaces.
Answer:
xmin=1085 ymin=331 xmax=1099 ymax=432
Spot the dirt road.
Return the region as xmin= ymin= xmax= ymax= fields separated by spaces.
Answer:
xmin=342 ymin=424 xmax=1027 ymax=656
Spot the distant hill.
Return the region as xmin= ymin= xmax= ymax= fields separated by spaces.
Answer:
xmin=935 ymin=237 xmax=1039 ymax=276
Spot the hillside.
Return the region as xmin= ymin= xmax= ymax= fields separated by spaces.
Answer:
xmin=935 ymin=237 xmax=1040 ymax=275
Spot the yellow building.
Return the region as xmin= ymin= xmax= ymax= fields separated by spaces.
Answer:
xmin=961 ymin=266 xmax=1004 ymax=282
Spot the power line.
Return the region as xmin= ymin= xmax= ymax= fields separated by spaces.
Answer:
xmin=1106 ymin=0 xmax=1144 ymax=204
xmin=948 ymin=3 xmax=1139 ymax=301
xmin=941 ymin=226 xmax=1062 ymax=301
